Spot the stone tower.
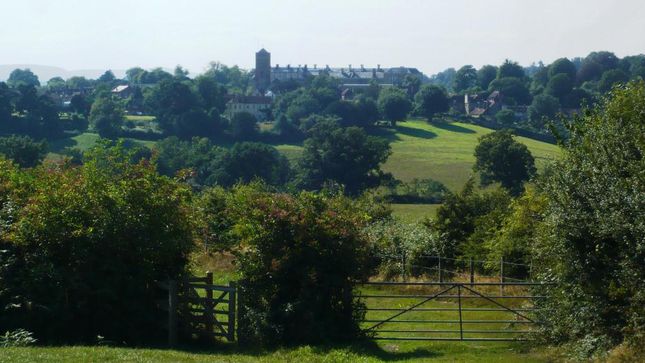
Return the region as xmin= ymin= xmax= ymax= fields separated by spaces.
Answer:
xmin=255 ymin=48 xmax=271 ymax=93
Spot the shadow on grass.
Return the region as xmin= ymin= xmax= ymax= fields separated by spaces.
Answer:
xmin=430 ymin=122 xmax=476 ymax=134
xmin=395 ymin=125 xmax=437 ymax=139
xmin=168 ymin=339 xmax=441 ymax=361
xmin=47 ymin=136 xmax=78 ymax=153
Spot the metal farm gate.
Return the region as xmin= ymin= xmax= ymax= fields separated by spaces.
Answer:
xmin=357 ymin=281 xmax=548 ymax=342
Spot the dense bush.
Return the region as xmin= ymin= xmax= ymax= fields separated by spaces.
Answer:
xmin=0 ymin=135 xmax=47 ymax=167
xmin=429 ymin=179 xmax=512 ymax=261
xmin=0 ymin=142 xmax=194 ymax=344
xmin=200 ymin=183 xmax=387 ymax=346
xmin=533 ymin=81 xmax=645 ymax=356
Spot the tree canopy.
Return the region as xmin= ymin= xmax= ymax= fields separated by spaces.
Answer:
xmin=473 ymin=130 xmax=536 ymax=195
xmin=297 ymin=119 xmax=391 ymax=195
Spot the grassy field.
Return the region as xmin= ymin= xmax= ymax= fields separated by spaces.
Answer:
xmin=373 ymin=120 xmax=560 ymax=192
xmin=44 ymin=119 xmax=560 ymax=193
xmin=390 ymin=204 xmax=441 ymax=223
xmin=2 ymin=285 xmax=553 ymax=362
xmin=1 ymin=343 xmax=551 ymax=363
xmin=125 ymin=115 xmax=156 ymax=122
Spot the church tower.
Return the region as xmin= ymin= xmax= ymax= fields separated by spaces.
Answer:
xmin=255 ymin=48 xmax=271 ymax=93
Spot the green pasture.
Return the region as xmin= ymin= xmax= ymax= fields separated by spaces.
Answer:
xmin=374 ymin=120 xmax=560 ymax=191
xmin=2 ymin=284 xmax=551 ymax=362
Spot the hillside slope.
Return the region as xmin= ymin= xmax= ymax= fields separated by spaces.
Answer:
xmin=277 ymin=120 xmax=560 ymax=192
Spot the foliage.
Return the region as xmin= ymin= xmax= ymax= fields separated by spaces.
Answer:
xmin=473 ymin=130 xmax=536 ymax=195
xmin=208 ymin=142 xmax=291 ymax=187
xmin=154 ymin=136 xmax=223 ymax=185
xmin=154 ymin=137 xmax=289 ymax=188
xmin=477 ymin=65 xmax=498 ymax=90
xmin=89 ymin=96 xmax=124 ymax=139
xmin=377 ymin=87 xmax=412 ymax=125
xmin=598 ymin=69 xmax=629 ymax=93
xmin=429 ymin=179 xmax=512 ymax=260
xmin=488 ymin=77 xmax=531 ymax=105
xmin=528 ymin=94 xmax=559 ymax=129
xmin=534 ymin=81 xmax=645 ymax=355
xmin=217 ymin=184 xmax=381 ymax=345
xmin=548 ymin=58 xmax=577 ymax=80
xmin=297 ymin=119 xmax=392 ymax=195
xmin=484 ymin=186 xmax=547 ymax=273
xmin=364 ymin=220 xmax=442 ymax=278
xmin=495 ymin=109 xmax=516 ymax=126
xmin=7 ymin=69 xmax=40 ymax=88
xmin=229 ymin=112 xmax=258 ymax=141
xmin=546 ymin=73 xmax=573 ymax=101
xmin=0 ymin=135 xmax=47 ymax=168
xmin=145 ymin=79 xmax=216 ymax=138
xmin=0 ymin=142 xmax=194 ymax=344
xmin=497 ymin=60 xmax=525 ymax=79
xmin=453 ymin=65 xmax=478 ymax=93
xmin=0 ymin=330 xmax=37 ymax=348
xmin=413 ymin=85 xmax=449 ymax=121
xmin=381 ymin=178 xmax=449 ymax=204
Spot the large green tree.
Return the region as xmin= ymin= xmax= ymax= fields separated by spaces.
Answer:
xmin=297 ymin=119 xmax=391 ymax=195
xmin=414 ymin=84 xmax=449 ymax=121
xmin=497 ymin=60 xmax=525 ymax=79
xmin=477 ymin=65 xmax=498 ymax=90
xmin=473 ymin=130 xmax=536 ymax=195
xmin=377 ymin=87 xmax=412 ymax=126
xmin=89 ymin=96 xmax=124 ymax=139
xmin=7 ymin=69 xmax=40 ymax=88
xmin=548 ymin=58 xmax=577 ymax=80
xmin=453 ymin=65 xmax=478 ymax=92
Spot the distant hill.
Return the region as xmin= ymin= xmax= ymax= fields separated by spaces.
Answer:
xmin=0 ymin=65 xmax=126 ymax=83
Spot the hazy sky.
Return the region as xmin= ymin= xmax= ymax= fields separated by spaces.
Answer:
xmin=3 ymin=0 xmax=645 ymax=75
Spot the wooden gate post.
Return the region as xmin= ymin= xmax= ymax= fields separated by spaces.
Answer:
xmin=438 ymin=256 xmax=443 ymax=283
xmin=500 ymin=257 xmax=505 ymax=296
xmin=204 ymin=272 xmax=214 ymax=338
xmin=469 ymin=258 xmax=474 ymax=286
xmin=168 ymin=280 xmax=178 ymax=347
xmin=228 ymin=281 xmax=236 ymax=342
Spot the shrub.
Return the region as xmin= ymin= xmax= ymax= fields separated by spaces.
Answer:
xmin=201 ymin=183 xmax=385 ymax=346
xmin=0 ymin=142 xmax=194 ymax=344
xmin=0 ymin=329 xmax=37 ymax=347
xmin=533 ymin=81 xmax=645 ymax=355
xmin=0 ymin=135 xmax=47 ymax=168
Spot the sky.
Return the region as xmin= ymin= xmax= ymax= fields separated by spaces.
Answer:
xmin=2 ymin=0 xmax=645 ymax=76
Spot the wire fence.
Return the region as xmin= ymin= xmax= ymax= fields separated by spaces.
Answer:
xmin=371 ymin=253 xmax=534 ymax=283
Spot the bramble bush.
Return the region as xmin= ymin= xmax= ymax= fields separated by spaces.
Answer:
xmin=0 ymin=142 xmax=194 ymax=344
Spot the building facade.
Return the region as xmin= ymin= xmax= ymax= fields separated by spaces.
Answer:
xmin=252 ymin=49 xmax=427 ymax=92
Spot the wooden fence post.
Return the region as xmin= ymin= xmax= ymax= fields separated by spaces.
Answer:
xmin=401 ymin=252 xmax=407 ymax=282
xmin=168 ymin=280 xmax=178 ymax=347
xmin=204 ymin=271 xmax=214 ymax=338
xmin=438 ymin=256 xmax=443 ymax=283
xmin=500 ymin=257 xmax=505 ymax=296
xmin=228 ymin=281 xmax=236 ymax=342
xmin=469 ymin=258 xmax=474 ymax=286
